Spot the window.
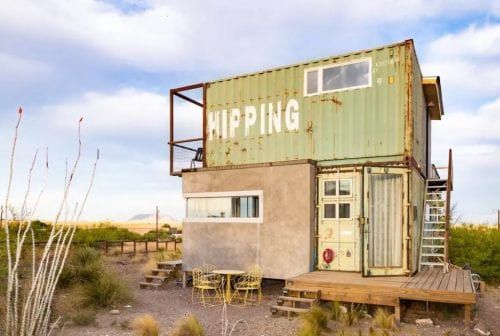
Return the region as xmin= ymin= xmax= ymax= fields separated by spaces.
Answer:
xmin=324 ymin=204 xmax=336 ymax=218
xmin=322 ymin=179 xmax=353 ymax=219
xmin=184 ymin=191 xmax=263 ymax=223
xmin=304 ymin=58 xmax=371 ymax=96
xmin=323 ymin=179 xmax=352 ymax=197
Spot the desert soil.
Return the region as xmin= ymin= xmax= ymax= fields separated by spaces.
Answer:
xmin=59 ymin=255 xmax=500 ymax=336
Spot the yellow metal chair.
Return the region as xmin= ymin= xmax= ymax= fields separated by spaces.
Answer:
xmin=191 ymin=265 xmax=222 ymax=306
xmin=233 ymin=264 xmax=263 ymax=306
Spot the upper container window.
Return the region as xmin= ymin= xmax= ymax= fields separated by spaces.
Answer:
xmin=304 ymin=58 xmax=371 ymax=96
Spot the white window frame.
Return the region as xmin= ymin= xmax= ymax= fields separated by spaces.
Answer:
xmin=183 ymin=190 xmax=263 ymax=223
xmin=303 ymin=58 xmax=372 ymax=97
xmin=323 ymin=202 xmax=353 ymax=220
xmin=323 ymin=179 xmax=352 ymax=198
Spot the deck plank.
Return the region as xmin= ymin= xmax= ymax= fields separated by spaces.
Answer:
xmin=429 ymin=269 xmax=444 ymax=290
xmin=456 ymin=268 xmax=464 ymax=293
xmin=446 ymin=268 xmax=458 ymax=291
xmin=463 ymin=269 xmax=474 ymax=293
xmin=438 ymin=268 xmax=452 ymax=291
xmin=422 ymin=268 xmax=439 ymax=290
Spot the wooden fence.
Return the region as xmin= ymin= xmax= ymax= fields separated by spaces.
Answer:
xmin=1 ymin=239 xmax=181 ymax=255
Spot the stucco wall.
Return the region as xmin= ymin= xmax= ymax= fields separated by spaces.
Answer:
xmin=182 ymin=162 xmax=315 ymax=279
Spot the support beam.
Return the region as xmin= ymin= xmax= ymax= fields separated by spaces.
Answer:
xmin=464 ymin=304 xmax=471 ymax=328
xmin=394 ymin=298 xmax=401 ymax=324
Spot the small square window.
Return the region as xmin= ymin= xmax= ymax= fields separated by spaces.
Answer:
xmin=324 ymin=181 xmax=336 ymax=196
xmin=339 ymin=203 xmax=351 ymax=218
xmin=339 ymin=180 xmax=351 ymax=196
xmin=324 ymin=204 xmax=336 ymax=218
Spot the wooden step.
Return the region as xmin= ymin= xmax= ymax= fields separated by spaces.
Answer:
xmin=157 ymin=260 xmax=182 ymax=267
xmin=151 ymin=269 xmax=173 ymax=274
xmin=283 ymin=287 xmax=321 ymax=299
xmin=277 ymin=296 xmax=316 ymax=303
xmin=270 ymin=305 xmax=309 ymax=315
xmin=139 ymin=281 xmax=162 ymax=289
xmin=145 ymin=275 xmax=168 ymax=281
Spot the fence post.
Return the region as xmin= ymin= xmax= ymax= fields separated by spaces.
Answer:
xmin=145 ymin=240 xmax=148 ymax=253
xmin=121 ymin=241 xmax=124 ymax=254
xmin=104 ymin=240 xmax=108 ymax=255
xmin=174 ymin=240 xmax=177 ymax=251
xmin=133 ymin=240 xmax=136 ymax=254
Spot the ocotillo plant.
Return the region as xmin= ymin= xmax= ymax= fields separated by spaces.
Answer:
xmin=2 ymin=107 xmax=99 ymax=336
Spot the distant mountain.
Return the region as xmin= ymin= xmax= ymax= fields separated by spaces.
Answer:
xmin=127 ymin=213 xmax=179 ymax=223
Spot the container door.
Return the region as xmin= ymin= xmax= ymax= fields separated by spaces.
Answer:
xmin=363 ymin=167 xmax=408 ymax=276
xmin=317 ymin=170 xmax=361 ymax=272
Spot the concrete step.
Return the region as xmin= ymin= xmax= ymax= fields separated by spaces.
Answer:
xmin=139 ymin=281 xmax=162 ymax=289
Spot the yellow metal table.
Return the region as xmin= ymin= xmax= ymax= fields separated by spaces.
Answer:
xmin=213 ymin=269 xmax=245 ymax=303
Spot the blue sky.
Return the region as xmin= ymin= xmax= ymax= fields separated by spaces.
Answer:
xmin=0 ymin=0 xmax=499 ymax=224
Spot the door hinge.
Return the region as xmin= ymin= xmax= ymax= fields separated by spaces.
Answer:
xmin=358 ymin=217 xmax=366 ymax=225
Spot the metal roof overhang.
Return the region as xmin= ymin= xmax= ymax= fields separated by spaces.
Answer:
xmin=422 ymin=76 xmax=444 ymax=120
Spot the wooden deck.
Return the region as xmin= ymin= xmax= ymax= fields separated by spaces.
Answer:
xmin=286 ymin=267 xmax=476 ymax=325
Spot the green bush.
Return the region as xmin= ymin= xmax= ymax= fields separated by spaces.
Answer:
xmin=82 ymin=272 xmax=132 ymax=308
xmin=449 ymin=225 xmax=500 ymax=282
xmin=73 ymin=223 xmax=142 ymax=244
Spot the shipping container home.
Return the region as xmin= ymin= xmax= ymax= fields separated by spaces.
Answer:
xmin=169 ymin=39 xmax=451 ymax=280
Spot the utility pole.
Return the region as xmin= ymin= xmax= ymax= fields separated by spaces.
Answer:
xmin=156 ymin=206 xmax=160 ymax=241
xmin=497 ymin=209 xmax=499 ymax=231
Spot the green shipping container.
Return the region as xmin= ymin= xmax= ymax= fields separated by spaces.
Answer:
xmin=205 ymin=40 xmax=416 ymax=168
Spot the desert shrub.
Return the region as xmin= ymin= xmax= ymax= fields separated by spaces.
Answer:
xmin=82 ymin=272 xmax=131 ymax=308
xmin=58 ymin=246 xmax=103 ymax=287
xmin=449 ymin=225 xmax=500 ymax=281
xmin=298 ymin=305 xmax=328 ymax=336
xmin=73 ymin=223 xmax=142 ymax=244
xmin=372 ymin=308 xmax=395 ymax=330
xmin=70 ymin=308 xmax=96 ymax=326
xmin=132 ymin=314 xmax=160 ymax=336
xmin=142 ymin=229 xmax=172 ymax=241
xmin=169 ymin=314 xmax=204 ymax=336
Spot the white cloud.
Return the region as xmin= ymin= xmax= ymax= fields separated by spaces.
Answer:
xmin=0 ymin=52 xmax=51 ymax=86
xmin=434 ymin=98 xmax=500 ymax=143
xmin=2 ymin=0 xmax=499 ymax=74
xmin=423 ymin=24 xmax=500 ymax=98
xmin=43 ymin=88 xmax=167 ymax=134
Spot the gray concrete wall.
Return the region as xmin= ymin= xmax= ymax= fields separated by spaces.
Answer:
xmin=182 ymin=162 xmax=315 ymax=279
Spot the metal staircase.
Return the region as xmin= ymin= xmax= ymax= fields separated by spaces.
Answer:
xmin=419 ymin=149 xmax=453 ymax=272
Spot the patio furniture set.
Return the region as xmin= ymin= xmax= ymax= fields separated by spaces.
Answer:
xmin=191 ymin=264 xmax=263 ymax=307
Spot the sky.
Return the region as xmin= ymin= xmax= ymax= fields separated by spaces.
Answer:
xmin=0 ymin=0 xmax=499 ymax=224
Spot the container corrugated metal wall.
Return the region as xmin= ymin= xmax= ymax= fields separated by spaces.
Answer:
xmin=205 ymin=41 xmax=411 ymax=167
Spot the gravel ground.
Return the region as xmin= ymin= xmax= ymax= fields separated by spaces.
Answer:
xmin=59 ymin=255 xmax=500 ymax=336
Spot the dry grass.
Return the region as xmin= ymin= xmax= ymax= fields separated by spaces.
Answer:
xmin=330 ymin=301 xmax=343 ymax=321
xmin=372 ymin=308 xmax=396 ymax=330
xmin=169 ymin=314 xmax=205 ymax=336
xmin=131 ymin=314 xmax=160 ymax=336
xmin=341 ymin=303 xmax=363 ymax=327
xmin=297 ymin=305 xmax=329 ymax=336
